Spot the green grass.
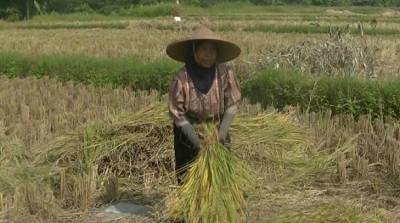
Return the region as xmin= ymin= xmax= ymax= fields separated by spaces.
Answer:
xmin=15 ymin=12 xmax=400 ymax=26
xmin=179 ymin=4 xmax=386 ymax=14
xmin=208 ymin=14 xmax=400 ymax=24
xmin=17 ymin=3 xmax=397 ymax=23
xmin=241 ymin=68 xmax=400 ymax=121
xmin=26 ymin=12 xmax=127 ymax=22
xmin=1 ymin=51 xmax=400 ymax=120
xmin=4 ymin=20 xmax=399 ymax=36
xmin=0 ymin=51 xmax=181 ymax=92
xmin=1 ymin=23 xmax=129 ymax=30
xmin=152 ymin=23 xmax=400 ymax=36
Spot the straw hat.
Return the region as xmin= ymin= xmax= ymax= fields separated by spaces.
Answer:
xmin=166 ymin=27 xmax=241 ymax=63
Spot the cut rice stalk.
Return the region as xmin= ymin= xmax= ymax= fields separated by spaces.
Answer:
xmin=165 ymin=122 xmax=255 ymax=223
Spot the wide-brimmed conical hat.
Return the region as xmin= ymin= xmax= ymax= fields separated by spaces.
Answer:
xmin=166 ymin=27 xmax=241 ymax=63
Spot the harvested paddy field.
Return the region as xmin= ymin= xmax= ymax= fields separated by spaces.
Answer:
xmin=1 ymin=4 xmax=400 ymax=223
xmin=1 ymin=77 xmax=400 ymax=223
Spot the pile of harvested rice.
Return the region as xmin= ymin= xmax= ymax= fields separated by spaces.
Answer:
xmin=164 ymin=122 xmax=255 ymax=223
xmin=243 ymin=33 xmax=380 ymax=79
xmin=24 ymin=98 xmax=314 ymax=218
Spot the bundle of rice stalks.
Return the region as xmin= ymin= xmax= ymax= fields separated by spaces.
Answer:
xmin=164 ymin=122 xmax=255 ymax=223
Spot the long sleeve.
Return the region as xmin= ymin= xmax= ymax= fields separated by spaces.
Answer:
xmin=168 ymin=77 xmax=200 ymax=149
xmin=168 ymin=77 xmax=188 ymax=126
xmin=218 ymin=102 xmax=238 ymax=141
xmin=223 ymin=67 xmax=242 ymax=109
xmin=218 ymin=66 xmax=241 ymax=141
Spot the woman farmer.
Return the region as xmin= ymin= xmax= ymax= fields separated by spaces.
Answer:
xmin=166 ymin=27 xmax=242 ymax=185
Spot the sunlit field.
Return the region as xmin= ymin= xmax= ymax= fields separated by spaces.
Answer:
xmin=1 ymin=4 xmax=400 ymax=223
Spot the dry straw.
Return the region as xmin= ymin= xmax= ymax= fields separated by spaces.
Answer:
xmin=260 ymin=198 xmax=388 ymax=223
xmin=29 ymin=101 xmax=174 ymax=210
xmin=2 ymin=98 xmax=312 ymax=221
xmin=164 ymin=122 xmax=255 ymax=223
xmin=251 ymin=32 xmax=381 ymax=79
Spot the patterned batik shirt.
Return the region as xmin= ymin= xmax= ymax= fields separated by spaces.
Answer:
xmin=168 ymin=63 xmax=242 ymax=126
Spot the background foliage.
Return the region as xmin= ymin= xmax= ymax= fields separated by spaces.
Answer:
xmin=2 ymin=0 xmax=400 ymax=21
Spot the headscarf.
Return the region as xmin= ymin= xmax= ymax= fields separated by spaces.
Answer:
xmin=185 ymin=40 xmax=217 ymax=95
